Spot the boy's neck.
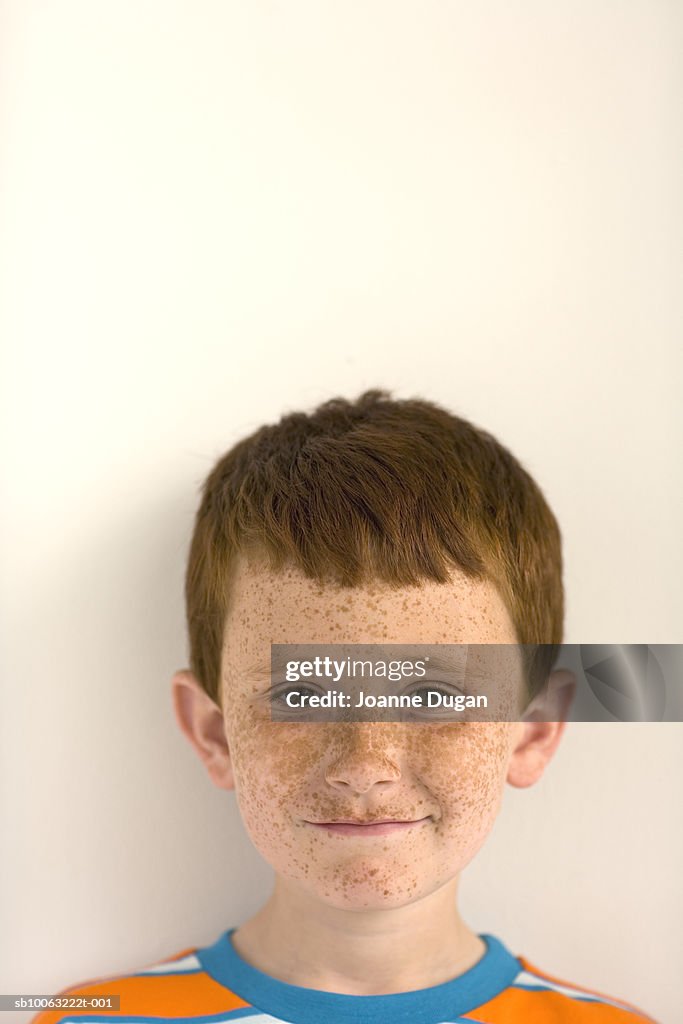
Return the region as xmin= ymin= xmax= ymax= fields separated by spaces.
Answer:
xmin=230 ymin=876 xmax=486 ymax=996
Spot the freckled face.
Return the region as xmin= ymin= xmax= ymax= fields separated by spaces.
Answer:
xmin=220 ymin=556 xmax=523 ymax=911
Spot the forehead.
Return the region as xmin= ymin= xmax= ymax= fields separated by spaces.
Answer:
xmin=222 ymin=555 xmax=518 ymax=673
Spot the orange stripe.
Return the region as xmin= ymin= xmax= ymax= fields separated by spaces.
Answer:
xmin=463 ymin=985 xmax=656 ymax=1022
xmin=29 ymin=971 xmax=251 ymax=1023
xmin=29 ymin=947 xmax=200 ymax=1004
xmin=517 ymin=956 xmax=657 ymax=1021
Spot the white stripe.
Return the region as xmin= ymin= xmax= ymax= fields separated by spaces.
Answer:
xmin=136 ymin=952 xmax=202 ymax=974
xmin=514 ymin=969 xmax=638 ymax=1012
xmin=227 ymin=1016 xmax=294 ymax=1024
xmin=59 ymin=1014 xmax=282 ymax=1024
xmin=59 ymin=1015 xmax=278 ymax=1024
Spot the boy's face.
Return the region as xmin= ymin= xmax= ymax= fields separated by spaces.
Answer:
xmin=174 ymin=555 xmax=567 ymax=912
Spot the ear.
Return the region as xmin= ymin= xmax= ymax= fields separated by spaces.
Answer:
xmin=171 ymin=669 xmax=235 ymax=791
xmin=506 ymin=668 xmax=576 ymax=789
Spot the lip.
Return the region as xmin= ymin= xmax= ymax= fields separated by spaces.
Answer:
xmin=305 ymin=817 xmax=430 ymax=836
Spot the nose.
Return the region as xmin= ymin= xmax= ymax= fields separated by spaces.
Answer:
xmin=324 ymin=723 xmax=402 ymax=793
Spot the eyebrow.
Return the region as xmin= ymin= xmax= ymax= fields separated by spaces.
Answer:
xmin=245 ymin=656 xmax=291 ymax=678
xmin=244 ymin=661 xmax=276 ymax=677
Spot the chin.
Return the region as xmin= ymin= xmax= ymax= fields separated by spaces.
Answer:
xmin=301 ymin=873 xmax=429 ymax=912
xmin=324 ymin=892 xmax=420 ymax=912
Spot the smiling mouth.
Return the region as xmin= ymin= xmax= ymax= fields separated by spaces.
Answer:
xmin=312 ymin=818 xmax=420 ymax=825
xmin=305 ymin=817 xmax=431 ymax=836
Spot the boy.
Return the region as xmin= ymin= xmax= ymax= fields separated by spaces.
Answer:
xmin=31 ymin=389 xmax=657 ymax=1023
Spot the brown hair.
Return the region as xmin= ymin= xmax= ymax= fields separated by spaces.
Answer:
xmin=184 ymin=389 xmax=563 ymax=706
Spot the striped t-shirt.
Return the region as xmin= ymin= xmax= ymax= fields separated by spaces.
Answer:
xmin=30 ymin=929 xmax=658 ymax=1024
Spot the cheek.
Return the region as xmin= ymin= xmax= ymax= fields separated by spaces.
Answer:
xmin=411 ymin=723 xmax=513 ymax=832
xmin=229 ymin=713 xmax=511 ymax=818
xmin=225 ymin=710 xmax=327 ymax=824
xmin=223 ymin=716 xmax=514 ymax=894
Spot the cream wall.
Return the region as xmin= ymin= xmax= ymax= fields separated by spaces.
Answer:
xmin=1 ymin=3 xmax=681 ymax=1022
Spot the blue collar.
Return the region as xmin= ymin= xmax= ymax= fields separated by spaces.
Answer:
xmin=197 ymin=929 xmax=522 ymax=1024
